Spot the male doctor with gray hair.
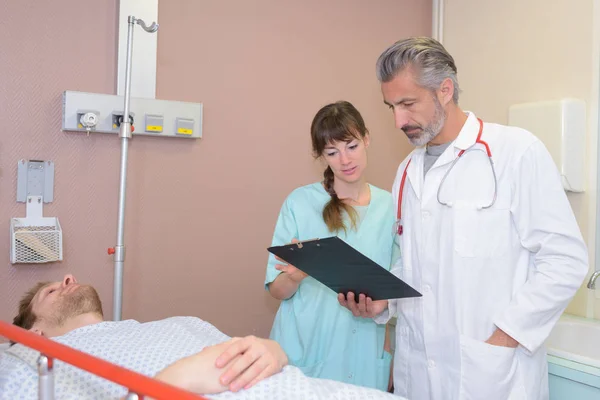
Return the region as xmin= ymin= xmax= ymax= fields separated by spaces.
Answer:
xmin=339 ymin=36 xmax=588 ymax=400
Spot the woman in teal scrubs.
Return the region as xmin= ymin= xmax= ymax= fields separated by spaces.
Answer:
xmin=264 ymin=101 xmax=397 ymax=391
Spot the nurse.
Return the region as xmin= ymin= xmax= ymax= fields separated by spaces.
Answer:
xmin=264 ymin=100 xmax=397 ymax=391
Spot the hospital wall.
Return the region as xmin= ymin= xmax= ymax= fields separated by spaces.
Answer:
xmin=443 ymin=0 xmax=600 ymax=319
xmin=0 ymin=0 xmax=431 ymax=337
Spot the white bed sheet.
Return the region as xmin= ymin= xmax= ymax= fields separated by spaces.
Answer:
xmin=0 ymin=316 xmax=402 ymax=400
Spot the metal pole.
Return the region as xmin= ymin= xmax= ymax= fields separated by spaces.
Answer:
xmin=432 ymin=0 xmax=444 ymax=44
xmin=113 ymin=16 xmax=136 ymax=322
xmin=37 ymin=355 xmax=54 ymax=400
xmin=112 ymin=15 xmax=158 ymax=322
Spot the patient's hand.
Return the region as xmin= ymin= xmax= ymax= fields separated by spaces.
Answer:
xmin=154 ymin=341 xmax=241 ymax=395
xmin=154 ymin=336 xmax=287 ymax=395
xmin=215 ymin=335 xmax=288 ymax=392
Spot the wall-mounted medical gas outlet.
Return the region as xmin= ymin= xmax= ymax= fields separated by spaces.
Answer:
xmin=62 ymin=91 xmax=203 ymax=139
xmin=77 ymin=110 xmax=100 ymax=132
xmin=111 ymin=111 xmax=136 ymax=131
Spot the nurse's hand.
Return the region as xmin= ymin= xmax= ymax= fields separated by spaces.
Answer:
xmin=338 ymin=292 xmax=388 ymax=318
xmin=274 ymin=260 xmax=308 ymax=283
xmin=274 ymin=239 xmax=308 ymax=283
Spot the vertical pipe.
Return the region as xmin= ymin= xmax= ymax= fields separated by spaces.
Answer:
xmin=432 ymin=0 xmax=444 ymax=44
xmin=113 ymin=16 xmax=136 ymax=322
xmin=438 ymin=0 xmax=444 ymax=44
xmin=37 ymin=355 xmax=54 ymax=400
xmin=432 ymin=0 xmax=439 ymax=40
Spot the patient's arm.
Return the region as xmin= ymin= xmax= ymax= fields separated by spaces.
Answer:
xmin=153 ymin=340 xmax=238 ymax=395
xmin=153 ymin=336 xmax=288 ymax=395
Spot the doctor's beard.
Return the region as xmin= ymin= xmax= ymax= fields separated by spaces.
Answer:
xmin=403 ymin=96 xmax=446 ymax=147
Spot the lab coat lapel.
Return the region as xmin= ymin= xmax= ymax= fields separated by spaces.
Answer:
xmin=406 ymin=148 xmax=425 ymax=201
xmin=452 ymin=112 xmax=481 ymax=153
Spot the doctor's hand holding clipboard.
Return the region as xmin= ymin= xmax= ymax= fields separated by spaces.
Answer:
xmin=337 ymin=292 xmax=388 ymax=318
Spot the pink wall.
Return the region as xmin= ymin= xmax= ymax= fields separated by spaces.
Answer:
xmin=0 ymin=0 xmax=431 ymax=338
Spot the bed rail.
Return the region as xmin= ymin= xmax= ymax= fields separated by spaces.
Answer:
xmin=0 ymin=320 xmax=208 ymax=399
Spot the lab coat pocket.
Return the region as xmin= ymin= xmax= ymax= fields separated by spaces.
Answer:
xmin=453 ymin=205 xmax=510 ymax=258
xmin=459 ymin=335 xmax=517 ymax=400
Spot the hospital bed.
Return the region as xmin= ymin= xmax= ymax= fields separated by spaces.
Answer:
xmin=0 ymin=320 xmax=400 ymax=400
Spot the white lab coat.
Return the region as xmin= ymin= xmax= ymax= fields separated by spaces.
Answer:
xmin=377 ymin=112 xmax=589 ymax=400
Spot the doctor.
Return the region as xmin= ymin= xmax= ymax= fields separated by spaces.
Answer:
xmin=338 ymin=37 xmax=589 ymax=399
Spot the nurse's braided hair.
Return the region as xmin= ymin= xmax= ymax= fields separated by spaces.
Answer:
xmin=376 ymin=36 xmax=461 ymax=104
xmin=310 ymin=101 xmax=368 ymax=233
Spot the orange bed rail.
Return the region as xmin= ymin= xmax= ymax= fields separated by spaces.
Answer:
xmin=0 ymin=320 xmax=208 ymax=399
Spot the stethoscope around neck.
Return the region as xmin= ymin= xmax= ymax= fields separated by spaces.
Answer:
xmin=394 ymin=118 xmax=498 ymax=237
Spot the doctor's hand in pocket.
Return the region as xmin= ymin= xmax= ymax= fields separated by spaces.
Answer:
xmin=338 ymin=292 xmax=388 ymax=318
xmin=274 ymin=239 xmax=308 ymax=283
xmin=485 ymin=328 xmax=519 ymax=348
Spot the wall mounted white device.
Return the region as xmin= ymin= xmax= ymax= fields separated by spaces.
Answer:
xmin=508 ymin=98 xmax=586 ymax=192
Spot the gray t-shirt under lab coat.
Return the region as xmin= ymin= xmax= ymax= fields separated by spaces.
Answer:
xmin=424 ymin=141 xmax=452 ymax=176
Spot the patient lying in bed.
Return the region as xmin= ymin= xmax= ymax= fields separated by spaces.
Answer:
xmin=0 ymin=274 xmax=400 ymax=400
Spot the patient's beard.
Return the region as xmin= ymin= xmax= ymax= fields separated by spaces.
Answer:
xmin=49 ymin=286 xmax=104 ymax=328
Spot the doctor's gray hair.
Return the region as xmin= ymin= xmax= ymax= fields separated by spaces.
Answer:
xmin=376 ymin=37 xmax=461 ymax=104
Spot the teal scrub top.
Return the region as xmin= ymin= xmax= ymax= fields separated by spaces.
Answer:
xmin=264 ymin=182 xmax=398 ymax=391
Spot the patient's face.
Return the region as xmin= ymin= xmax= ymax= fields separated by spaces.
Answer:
xmin=30 ymin=274 xmax=103 ymax=329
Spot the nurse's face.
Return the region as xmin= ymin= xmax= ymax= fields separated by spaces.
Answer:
xmin=381 ymin=68 xmax=446 ymax=147
xmin=322 ymin=135 xmax=370 ymax=184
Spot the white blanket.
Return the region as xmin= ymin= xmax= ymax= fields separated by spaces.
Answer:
xmin=0 ymin=316 xmax=401 ymax=399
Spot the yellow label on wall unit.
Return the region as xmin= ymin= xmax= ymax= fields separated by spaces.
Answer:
xmin=177 ymin=128 xmax=193 ymax=135
xmin=146 ymin=125 xmax=163 ymax=132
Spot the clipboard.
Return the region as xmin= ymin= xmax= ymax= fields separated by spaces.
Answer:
xmin=268 ymin=236 xmax=421 ymax=300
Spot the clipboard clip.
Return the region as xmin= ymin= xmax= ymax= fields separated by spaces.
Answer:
xmin=292 ymin=238 xmax=320 ymax=249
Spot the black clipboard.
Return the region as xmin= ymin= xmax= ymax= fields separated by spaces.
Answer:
xmin=268 ymin=236 xmax=421 ymax=300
